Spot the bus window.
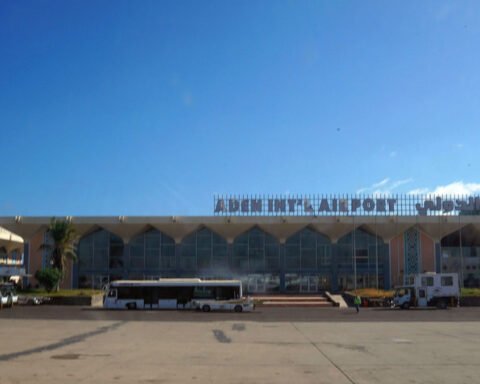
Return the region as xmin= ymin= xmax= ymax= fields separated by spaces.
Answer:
xmin=117 ymin=287 xmax=130 ymax=299
xmin=215 ymin=286 xmax=235 ymax=300
xmin=107 ymin=289 xmax=117 ymax=298
xmin=158 ymin=287 xmax=179 ymax=299
xmin=193 ymin=286 xmax=215 ymax=299
xmin=117 ymin=286 xmax=143 ymax=300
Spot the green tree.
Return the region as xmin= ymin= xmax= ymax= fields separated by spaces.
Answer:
xmin=40 ymin=218 xmax=78 ymax=289
xmin=35 ymin=268 xmax=63 ymax=293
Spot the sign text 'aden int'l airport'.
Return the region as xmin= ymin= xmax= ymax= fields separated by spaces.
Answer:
xmin=213 ymin=194 xmax=480 ymax=216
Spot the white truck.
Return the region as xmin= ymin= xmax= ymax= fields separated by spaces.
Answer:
xmin=393 ymin=273 xmax=459 ymax=310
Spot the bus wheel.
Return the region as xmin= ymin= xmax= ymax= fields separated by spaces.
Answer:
xmin=234 ymin=305 xmax=243 ymax=313
xmin=202 ymin=305 xmax=211 ymax=312
xmin=402 ymin=303 xmax=410 ymax=310
xmin=127 ymin=303 xmax=137 ymax=310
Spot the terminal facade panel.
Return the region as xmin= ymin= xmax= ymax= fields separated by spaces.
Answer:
xmin=1 ymin=213 xmax=479 ymax=293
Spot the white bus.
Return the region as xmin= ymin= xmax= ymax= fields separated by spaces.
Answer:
xmin=103 ymin=278 xmax=243 ymax=310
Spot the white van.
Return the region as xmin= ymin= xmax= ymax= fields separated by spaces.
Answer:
xmin=0 ymin=284 xmax=18 ymax=308
xmin=393 ymin=273 xmax=459 ymax=309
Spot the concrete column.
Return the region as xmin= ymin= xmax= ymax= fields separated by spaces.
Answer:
xmin=175 ymin=242 xmax=181 ymax=275
xmin=23 ymin=242 xmax=30 ymax=288
xmin=384 ymin=244 xmax=391 ymax=290
xmin=227 ymin=242 xmax=233 ymax=274
xmin=279 ymin=243 xmax=285 ymax=292
xmin=123 ymin=243 xmax=130 ymax=279
xmin=435 ymin=242 xmax=441 ymax=273
xmin=331 ymin=244 xmax=338 ymax=291
xmin=72 ymin=256 xmax=79 ymax=289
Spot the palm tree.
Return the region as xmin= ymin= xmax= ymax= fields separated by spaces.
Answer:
xmin=40 ymin=218 xmax=78 ymax=286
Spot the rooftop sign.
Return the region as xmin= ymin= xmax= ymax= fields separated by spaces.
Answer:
xmin=213 ymin=194 xmax=480 ymax=216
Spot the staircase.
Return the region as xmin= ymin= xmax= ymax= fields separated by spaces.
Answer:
xmin=251 ymin=294 xmax=334 ymax=307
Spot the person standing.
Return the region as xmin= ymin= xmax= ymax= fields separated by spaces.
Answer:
xmin=354 ymin=294 xmax=361 ymax=313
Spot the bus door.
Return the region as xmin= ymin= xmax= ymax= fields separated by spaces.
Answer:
xmin=158 ymin=287 xmax=177 ymax=309
xmin=150 ymin=287 xmax=159 ymax=309
xmin=106 ymin=288 xmax=117 ymax=307
xmin=143 ymin=287 xmax=159 ymax=309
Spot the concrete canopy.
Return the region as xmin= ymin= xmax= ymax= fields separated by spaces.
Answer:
xmin=0 ymin=217 xmax=47 ymax=242
xmin=0 ymin=226 xmax=24 ymax=252
xmin=1 ymin=215 xmax=479 ymax=245
xmin=309 ymin=217 xmax=357 ymax=243
xmin=359 ymin=217 xmax=414 ymax=242
xmin=417 ymin=216 xmax=467 ymax=242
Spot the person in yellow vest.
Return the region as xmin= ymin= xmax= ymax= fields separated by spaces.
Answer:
xmin=354 ymin=294 xmax=361 ymax=313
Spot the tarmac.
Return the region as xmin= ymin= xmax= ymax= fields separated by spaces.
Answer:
xmin=1 ymin=306 xmax=480 ymax=384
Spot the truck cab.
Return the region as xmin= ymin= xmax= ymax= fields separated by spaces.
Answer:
xmin=393 ymin=287 xmax=416 ymax=309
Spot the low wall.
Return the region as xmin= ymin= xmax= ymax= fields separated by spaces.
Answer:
xmin=460 ymin=296 xmax=480 ymax=307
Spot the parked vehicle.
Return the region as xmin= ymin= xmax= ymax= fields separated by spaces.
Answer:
xmin=0 ymin=291 xmax=7 ymax=308
xmin=18 ymin=296 xmax=50 ymax=305
xmin=393 ymin=273 xmax=459 ymax=309
xmin=0 ymin=284 xmax=18 ymax=308
xmin=104 ymin=278 xmax=243 ymax=310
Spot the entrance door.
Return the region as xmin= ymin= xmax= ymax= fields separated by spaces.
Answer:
xmin=93 ymin=275 xmax=109 ymax=290
xmin=247 ymin=275 xmax=266 ymax=293
xmin=300 ymin=276 xmax=319 ymax=293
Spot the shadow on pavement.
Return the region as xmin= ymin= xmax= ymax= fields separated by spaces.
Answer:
xmin=1 ymin=306 xmax=479 ymax=322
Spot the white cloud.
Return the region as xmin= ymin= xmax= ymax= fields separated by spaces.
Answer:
xmin=357 ymin=178 xmax=413 ymax=196
xmin=372 ymin=178 xmax=389 ymax=188
xmin=408 ymin=181 xmax=480 ymax=196
xmin=408 ymin=188 xmax=429 ymax=195
xmin=389 ymin=151 xmax=397 ymax=157
xmin=391 ymin=178 xmax=414 ymax=189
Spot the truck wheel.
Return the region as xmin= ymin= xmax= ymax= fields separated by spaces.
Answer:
xmin=126 ymin=303 xmax=137 ymax=310
xmin=438 ymin=300 xmax=447 ymax=310
xmin=402 ymin=303 xmax=410 ymax=310
xmin=234 ymin=305 xmax=243 ymax=313
xmin=202 ymin=304 xmax=211 ymax=312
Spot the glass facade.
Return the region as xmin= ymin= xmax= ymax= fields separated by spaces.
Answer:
xmin=78 ymin=229 xmax=124 ymax=289
xmin=441 ymin=227 xmax=480 ymax=287
xmin=181 ymin=227 xmax=227 ymax=273
xmin=0 ymin=247 xmax=7 ymax=264
xmin=73 ymin=225 xmax=391 ymax=292
xmin=233 ymin=227 xmax=280 ymax=272
xmin=335 ymin=228 xmax=388 ymax=290
xmin=130 ymin=229 xmax=175 ymax=272
xmin=0 ymin=247 xmax=22 ymax=265
xmin=285 ymin=227 xmax=330 ymax=270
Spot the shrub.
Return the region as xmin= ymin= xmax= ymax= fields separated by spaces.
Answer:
xmin=35 ymin=268 xmax=63 ymax=292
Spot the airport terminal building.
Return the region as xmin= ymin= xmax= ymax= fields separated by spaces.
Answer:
xmin=0 ymin=194 xmax=479 ymax=293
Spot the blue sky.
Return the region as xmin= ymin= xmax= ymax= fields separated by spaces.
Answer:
xmin=1 ymin=0 xmax=479 ymax=216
